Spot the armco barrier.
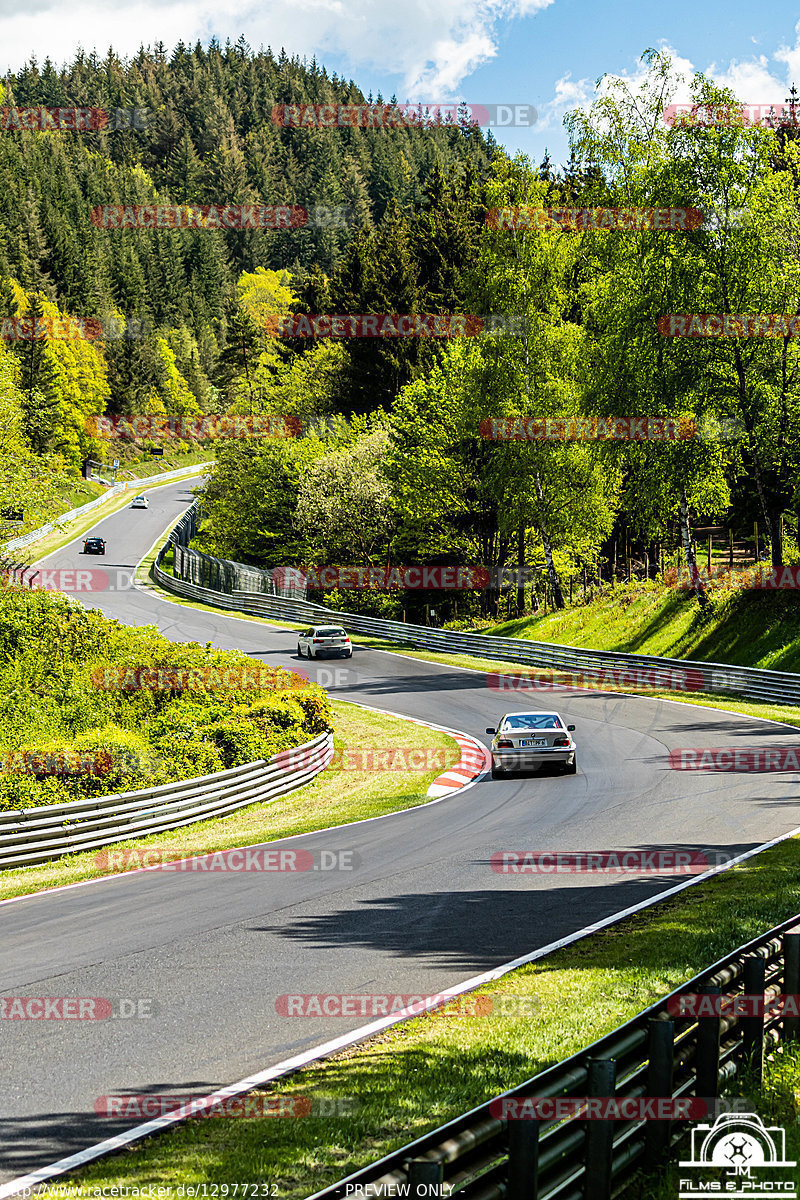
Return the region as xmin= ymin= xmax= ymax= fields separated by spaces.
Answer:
xmin=154 ymin=505 xmax=800 ymax=708
xmin=308 ymin=913 xmax=800 ymax=1199
xmin=0 ymin=731 xmax=332 ymax=869
xmin=3 ymin=461 xmax=211 ymax=554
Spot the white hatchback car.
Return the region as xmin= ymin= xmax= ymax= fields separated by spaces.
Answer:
xmin=131 ymin=495 xmax=149 ymax=509
xmin=486 ymin=711 xmax=577 ymax=776
xmin=297 ymin=625 xmax=352 ymax=659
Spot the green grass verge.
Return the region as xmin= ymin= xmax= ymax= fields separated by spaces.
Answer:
xmin=138 ymin=569 xmax=800 ymax=730
xmin=345 ymin=636 xmax=800 ymax=730
xmin=0 ymin=700 xmax=459 ymax=902
xmin=483 ymin=580 xmax=800 ymax=674
xmin=115 ymin=449 xmax=213 ymax=482
xmin=1 ymin=474 xmax=105 ymax=544
xmin=47 ymin=834 xmax=800 ymax=1198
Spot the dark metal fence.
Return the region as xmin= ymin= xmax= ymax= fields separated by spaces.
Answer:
xmin=163 ymin=505 xmax=306 ymax=598
xmin=309 ymin=914 xmax=800 ymax=1199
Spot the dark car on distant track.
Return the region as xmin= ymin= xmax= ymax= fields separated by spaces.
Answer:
xmin=83 ymin=537 xmax=106 ymax=555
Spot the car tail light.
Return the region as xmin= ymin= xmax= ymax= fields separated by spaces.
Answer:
xmin=553 ymin=737 xmax=570 ymax=747
xmin=497 ymin=739 xmax=513 ymax=748
xmin=313 ymin=638 xmax=322 ymax=642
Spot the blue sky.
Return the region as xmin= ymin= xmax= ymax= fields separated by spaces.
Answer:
xmin=2 ymin=0 xmax=800 ymax=168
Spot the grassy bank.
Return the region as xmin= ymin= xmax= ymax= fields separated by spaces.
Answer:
xmin=45 ymin=834 xmax=800 ymax=1198
xmin=479 ymin=581 xmax=800 ymax=673
xmin=115 ymin=448 xmax=211 ymax=482
xmin=0 ymin=699 xmax=459 ymax=901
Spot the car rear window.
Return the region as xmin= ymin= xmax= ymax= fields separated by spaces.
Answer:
xmin=503 ymin=715 xmax=562 ymax=730
xmin=316 ymin=627 xmax=346 ymax=637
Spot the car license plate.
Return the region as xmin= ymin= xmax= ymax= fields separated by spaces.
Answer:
xmin=519 ymin=738 xmax=548 ymax=747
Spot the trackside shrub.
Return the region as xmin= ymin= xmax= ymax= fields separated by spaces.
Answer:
xmin=0 ymin=587 xmax=333 ymax=812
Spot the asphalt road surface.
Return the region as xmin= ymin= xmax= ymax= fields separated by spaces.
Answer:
xmin=2 ymin=477 xmax=800 ymax=1182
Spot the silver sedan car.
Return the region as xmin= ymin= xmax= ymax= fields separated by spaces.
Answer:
xmin=486 ymin=711 xmax=577 ymax=777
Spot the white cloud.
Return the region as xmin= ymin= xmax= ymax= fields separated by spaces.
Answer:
xmin=535 ymin=73 xmax=593 ymax=131
xmin=536 ymin=37 xmax=800 ymax=142
xmin=0 ymin=0 xmax=555 ymax=99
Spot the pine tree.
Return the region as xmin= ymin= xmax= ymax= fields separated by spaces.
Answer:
xmin=18 ymin=294 xmax=61 ymax=453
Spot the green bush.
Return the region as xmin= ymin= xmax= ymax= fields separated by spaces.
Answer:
xmin=291 ymin=691 xmax=334 ymax=734
xmin=318 ymin=587 xmax=403 ymax=619
xmin=0 ymin=589 xmax=335 ymax=811
xmin=71 ymin=727 xmax=159 ymax=795
xmin=0 ymin=771 xmax=65 ymax=812
xmin=150 ymin=732 xmax=225 ymax=782
xmin=205 ymin=718 xmax=272 ymax=769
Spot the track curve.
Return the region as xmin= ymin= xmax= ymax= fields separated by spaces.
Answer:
xmin=2 ymin=477 xmax=800 ymax=1180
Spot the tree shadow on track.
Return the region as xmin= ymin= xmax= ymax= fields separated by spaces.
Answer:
xmin=247 ymin=843 xmax=756 ymax=972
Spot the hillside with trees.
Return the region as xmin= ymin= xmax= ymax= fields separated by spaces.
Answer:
xmin=192 ymin=52 xmax=800 ymax=624
xmin=0 ymin=41 xmax=492 ymax=520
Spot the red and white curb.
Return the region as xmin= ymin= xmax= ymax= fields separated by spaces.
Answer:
xmin=427 ymin=732 xmax=491 ymax=797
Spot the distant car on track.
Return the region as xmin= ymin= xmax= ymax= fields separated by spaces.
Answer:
xmin=486 ymin=711 xmax=577 ymax=777
xmin=82 ymin=537 xmax=105 ymax=555
xmin=131 ymin=495 xmax=149 ymax=509
xmin=297 ymin=626 xmax=353 ymax=659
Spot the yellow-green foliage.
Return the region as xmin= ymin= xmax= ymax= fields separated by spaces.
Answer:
xmin=0 ymin=587 xmax=332 ymax=810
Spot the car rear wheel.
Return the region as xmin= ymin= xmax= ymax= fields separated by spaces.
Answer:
xmin=565 ymin=757 xmax=577 ymax=774
xmin=344 ymin=649 xmax=352 ymax=658
xmin=491 ymin=765 xmax=505 ymax=778
xmin=296 ymin=645 xmax=303 ymax=657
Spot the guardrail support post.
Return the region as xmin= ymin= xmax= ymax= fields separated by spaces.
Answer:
xmin=741 ymin=956 xmax=766 ymax=1084
xmin=696 ymin=986 xmax=721 ymax=1099
xmin=407 ymin=1159 xmax=443 ymax=1196
xmin=585 ymin=1058 xmax=616 ymax=1200
xmin=645 ymin=1016 xmax=675 ymax=1165
xmin=507 ymin=1118 xmax=539 ymax=1198
xmin=782 ymin=931 xmax=800 ymax=1044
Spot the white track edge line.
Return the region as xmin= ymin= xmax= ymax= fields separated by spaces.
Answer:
xmin=4 ymin=819 xmax=800 ymax=1198
xmin=34 ymin=474 xmax=207 ymax=565
xmin=0 ymin=707 xmax=485 ymax=908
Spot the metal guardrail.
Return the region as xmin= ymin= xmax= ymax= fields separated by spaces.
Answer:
xmin=153 ymin=506 xmax=800 ymax=708
xmin=2 ymin=461 xmax=212 ymax=554
xmin=0 ymin=731 xmax=333 ymax=869
xmin=308 ymin=913 xmax=800 ymax=1199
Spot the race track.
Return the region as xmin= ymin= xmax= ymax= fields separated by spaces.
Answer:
xmin=2 ymin=477 xmax=800 ymax=1182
